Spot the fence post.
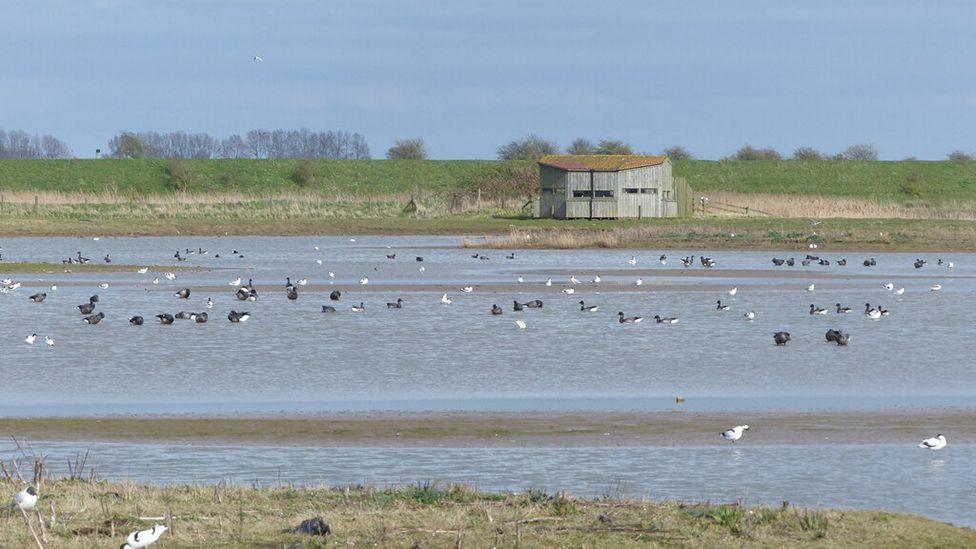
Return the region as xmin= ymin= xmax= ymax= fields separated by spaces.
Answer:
xmin=638 ymin=205 xmax=642 ymax=220
xmin=33 ymin=195 xmax=39 ymax=214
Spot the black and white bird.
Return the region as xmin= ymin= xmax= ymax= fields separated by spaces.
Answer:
xmin=156 ymin=314 xmax=175 ymax=325
xmin=809 ymin=304 xmax=828 ymax=315
xmin=351 ymin=302 xmax=366 ymax=312
xmin=83 ymin=312 xmax=105 ymax=325
xmin=654 ymin=315 xmax=679 ymax=324
xmin=175 ymin=288 xmax=191 ymax=299
xmin=387 ymin=298 xmax=403 ymax=309
xmin=12 ymin=486 xmax=37 ymax=511
xmin=321 ymin=305 xmax=336 ymax=313
xmin=715 ymin=300 xmax=730 ymax=311
xmin=227 ymin=310 xmax=250 ymax=323
xmin=24 ymin=333 xmax=36 ymax=345
xmin=286 ymin=286 xmax=298 ymax=300
xmin=122 ymin=524 xmax=168 ymax=548
xmin=129 ymin=316 xmax=144 ymax=326
xmin=578 ymin=301 xmax=598 ymax=312
xmin=836 ymin=303 xmax=852 ymax=314
xmin=29 ymin=292 xmax=46 ymax=303
xmin=618 ymin=312 xmax=643 ymax=324
xmin=195 ymin=312 xmax=208 ymax=323
xmin=918 ymin=434 xmax=947 ymax=450
xmin=721 ymin=425 xmax=749 ymax=443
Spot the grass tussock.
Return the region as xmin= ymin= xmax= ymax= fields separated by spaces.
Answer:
xmin=0 ymin=478 xmax=972 ymax=548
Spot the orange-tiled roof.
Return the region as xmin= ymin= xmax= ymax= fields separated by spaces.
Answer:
xmin=538 ymin=154 xmax=667 ymax=171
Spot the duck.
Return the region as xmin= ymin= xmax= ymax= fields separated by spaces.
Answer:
xmin=523 ymin=299 xmax=544 ymax=308
xmin=837 ymin=259 xmax=847 ymax=266
xmin=825 ymin=329 xmax=842 ymax=343
xmin=194 ymin=312 xmax=208 ymax=323
xmin=863 ymin=258 xmax=876 ymax=267
xmin=743 ymin=311 xmax=755 ymax=320
xmin=122 ymin=524 xmax=168 ymax=549
xmin=129 ymin=316 xmax=144 ymax=326
xmin=716 ymin=300 xmax=730 ymax=311
xmin=175 ymin=311 xmax=195 ymax=320
xmin=227 ymin=310 xmax=250 ymax=323
xmin=654 ymin=315 xmax=679 ymax=324
xmin=835 ymin=332 xmax=850 ymax=346
xmin=773 ymin=331 xmax=791 ymax=345
xmin=286 ymin=286 xmax=299 ymax=300
xmin=659 ymin=254 xmax=667 ymax=265
xmin=440 ymin=293 xmax=453 ymax=305
xmin=386 ymin=253 xmax=396 ymax=260
xmin=83 ymin=312 xmax=105 ymax=325
xmin=351 ymin=302 xmax=366 ymax=312
xmin=579 ymin=301 xmax=598 ymax=312
xmin=506 ymin=253 xmax=515 ymax=260
xmin=491 ymin=304 xmax=503 ymax=315
xmin=772 ymin=258 xmax=785 ymax=266
xmin=330 ymin=290 xmax=341 ymax=301
xmin=321 ymin=305 xmax=337 ymax=313
xmin=156 ymin=314 xmax=175 ymax=325
xmin=618 ymin=312 xmax=643 ymax=324
xmin=29 ymin=292 xmax=46 ymax=303
xmin=836 ymin=303 xmax=852 ymax=314
xmin=721 ymin=425 xmax=749 ymax=443
xmin=415 ymin=256 xmax=424 ymax=262
xmin=918 ymin=434 xmax=947 ymax=450
xmin=235 ymin=288 xmax=250 ymax=301
xmin=786 ymin=257 xmax=795 ymax=266
xmin=809 ymin=304 xmax=828 ymax=315
xmin=175 ymin=288 xmax=191 ymax=299
xmin=914 ymin=259 xmax=927 ymax=269
xmin=387 ymin=298 xmax=403 ymax=309
xmin=513 ymin=300 xmax=523 ymax=311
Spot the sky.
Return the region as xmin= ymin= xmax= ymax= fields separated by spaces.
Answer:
xmin=1 ymin=0 xmax=974 ymax=160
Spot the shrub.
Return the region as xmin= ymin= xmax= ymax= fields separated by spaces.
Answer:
xmin=900 ymin=171 xmax=927 ymax=197
xmin=731 ymin=145 xmax=781 ymax=161
xmin=792 ymin=146 xmax=824 ymax=160
xmin=386 ymin=137 xmax=427 ymax=160
xmin=165 ymin=159 xmax=195 ymax=192
xmin=796 ymin=509 xmax=829 ymax=538
xmin=947 ymin=150 xmax=973 ymax=163
xmin=842 ymin=143 xmax=878 ymax=160
xmin=663 ymin=145 xmax=693 ymax=160
xmin=292 ymin=160 xmax=315 ymax=187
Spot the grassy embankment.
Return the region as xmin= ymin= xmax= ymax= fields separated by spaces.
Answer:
xmin=1 ymin=159 xmax=975 ymax=249
xmin=0 ymin=479 xmax=972 ymax=548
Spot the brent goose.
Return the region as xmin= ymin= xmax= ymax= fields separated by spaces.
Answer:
xmin=618 ymin=312 xmax=643 ymax=324
xmin=83 ymin=312 xmax=105 ymax=325
xmin=654 ymin=315 xmax=679 ymax=324
xmin=129 ymin=316 xmax=144 ymax=325
xmin=387 ymin=298 xmax=404 ymax=309
xmin=773 ymin=332 xmax=791 ymax=345
xmin=330 ymin=290 xmax=341 ymax=301
xmin=491 ymin=304 xmax=503 ymax=315
xmin=29 ymin=292 xmax=46 ymax=303
xmin=321 ymin=305 xmax=337 ymax=313
xmin=579 ymin=301 xmax=598 ymax=312
xmin=175 ymin=288 xmax=191 ymax=299
xmin=156 ymin=314 xmax=175 ymax=325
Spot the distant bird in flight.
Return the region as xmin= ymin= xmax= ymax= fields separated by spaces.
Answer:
xmin=253 ymin=55 xmax=264 ymax=62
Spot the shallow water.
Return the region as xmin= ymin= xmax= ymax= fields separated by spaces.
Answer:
xmin=0 ymin=235 xmax=972 ymax=413
xmin=2 ymin=440 xmax=973 ymax=527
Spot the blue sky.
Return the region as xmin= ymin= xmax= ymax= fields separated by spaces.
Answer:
xmin=1 ymin=0 xmax=973 ymax=159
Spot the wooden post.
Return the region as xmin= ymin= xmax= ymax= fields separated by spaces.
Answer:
xmin=33 ymin=195 xmax=39 ymax=214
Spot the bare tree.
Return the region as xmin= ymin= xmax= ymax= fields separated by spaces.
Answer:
xmin=792 ymin=146 xmax=824 ymax=160
xmin=386 ymin=137 xmax=427 ymax=160
xmin=566 ymin=138 xmax=595 ymax=155
xmin=947 ymin=150 xmax=973 ymax=162
xmin=731 ymin=145 xmax=781 ymax=161
xmin=841 ymin=143 xmax=878 ymax=161
xmin=662 ymin=146 xmax=693 ymax=160
xmin=594 ymin=139 xmax=633 ymax=155
xmin=496 ymin=134 xmax=558 ymax=160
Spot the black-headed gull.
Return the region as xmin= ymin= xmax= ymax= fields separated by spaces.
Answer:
xmin=12 ymin=486 xmax=37 ymax=511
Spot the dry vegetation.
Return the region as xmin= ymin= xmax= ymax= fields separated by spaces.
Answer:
xmin=1 ymin=476 xmax=973 ymax=548
xmin=701 ymin=191 xmax=976 ymax=220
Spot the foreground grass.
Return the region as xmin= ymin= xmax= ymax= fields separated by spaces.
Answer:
xmin=1 ymin=481 xmax=972 ymax=548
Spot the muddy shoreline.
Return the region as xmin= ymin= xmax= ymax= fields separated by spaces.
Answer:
xmin=3 ymin=409 xmax=971 ymax=447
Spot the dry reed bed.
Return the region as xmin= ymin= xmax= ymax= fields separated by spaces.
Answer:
xmin=704 ymin=191 xmax=976 ymax=220
xmin=0 ymin=476 xmax=972 ymax=548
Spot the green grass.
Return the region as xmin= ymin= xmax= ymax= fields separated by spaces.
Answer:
xmin=2 ymin=480 xmax=974 ymax=547
xmin=1 ymin=159 xmax=975 ymax=202
xmin=0 ymin=158 xmax=529 ymax=195
xmin=675 ymin=159 xmax=976 ymax=203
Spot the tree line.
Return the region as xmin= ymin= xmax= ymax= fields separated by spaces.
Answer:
xmin=108 ymin=129 xmax=371 ymax=159
xmin=0 ymin=128 xmax=72 ymax=159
